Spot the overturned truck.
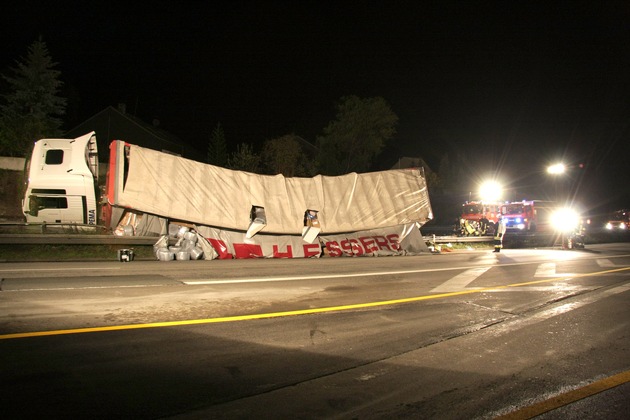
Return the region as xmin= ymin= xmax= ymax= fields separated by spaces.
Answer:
xmin=103 ymin=140 xmax=433 ymax=259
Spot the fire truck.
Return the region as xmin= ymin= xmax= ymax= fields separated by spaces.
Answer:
xmin=457 ymin=201 xmax=502 ymax=236
xmin=499 ymin=200 xmax=554 ymax=232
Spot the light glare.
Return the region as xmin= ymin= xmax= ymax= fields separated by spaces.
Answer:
xmin=479 ymin=180 xmax=502 ymax=201
xmin=551 ymin=207 xmax=579 ymax=232
xmin=547 ymin=163 xmax=566 ymax=174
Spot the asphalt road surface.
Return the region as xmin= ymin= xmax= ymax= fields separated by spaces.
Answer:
xmin=1 ymin=243 xmax=629 ymax=419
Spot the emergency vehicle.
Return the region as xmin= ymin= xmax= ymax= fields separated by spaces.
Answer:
xmin=457 ymin=201 xmax=501 ymax=236
xmin=605 ymin=209 xmax=629 ymax=231
xmin=500 ymin=200 xmax=554 ymax=232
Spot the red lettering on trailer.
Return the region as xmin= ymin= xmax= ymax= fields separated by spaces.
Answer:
xmin=272 ymin=245 xmax=293 ymax=258
xmin=325 ymin=241 xmax=342 ymax=257
xmin=208 ymin=238 xmax=233 ymax=259
xmin=359 ymin=237 xmax=378 ymax=254
xmin=303 ymin=243 xmax=321 ymax=257
xmin=386 ymin=234 xmax=401 ymax=250
xmin=234 ymin=243 xmax=264 ymax=259
xmin=341 ymin=239 xmax=364 ymax=256
xmin=373 ymin=235 xmax=390 ymax=251
xmin=326 ymin=235 xmax=401 ymax=257
xmin=209 ymin=234 xmax=404 ymax=259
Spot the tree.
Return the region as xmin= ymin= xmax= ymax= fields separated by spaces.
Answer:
xmin=424 ymin=167 xmax=443 ymax=190
xmin=437 ymin=153 xmax=452 ymax=192
xmin=206 ymin=122 xmax=228 ymax=167
xmin=0 ymin=38 xmax=67 ymax=156
xmin=227 ymin=143 xmax=261 ymax=173
xmin=316 ymin=95 xmax=398 ymax=175
xmin=438 ymin=151 xmax=470 ymax=194
xmin=260 ymin=134 xmax=316 ymax=177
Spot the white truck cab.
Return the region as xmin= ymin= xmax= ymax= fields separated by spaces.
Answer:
xmin=22 ymin=131 xmax=99 ymax=225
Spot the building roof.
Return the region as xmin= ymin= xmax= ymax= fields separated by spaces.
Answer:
xmin=64 ymin=105 xmax=202 ymax=163
xmin=390 ymin=156 xmax=434 ymax=177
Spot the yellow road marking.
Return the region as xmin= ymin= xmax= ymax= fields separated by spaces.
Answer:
xmin=495 ymin=369 xmax=630 ymax=419
xmin=1 ymin=266 xmax=629 ymax=340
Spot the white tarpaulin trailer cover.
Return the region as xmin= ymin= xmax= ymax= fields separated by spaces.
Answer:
xmin=105 ymin=141 xmax=433 ymax=235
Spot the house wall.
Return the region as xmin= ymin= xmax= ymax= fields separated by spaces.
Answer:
xmin=0 ymin=167 xmax=23 ymax=221
xmin=0 ymin=157 xmax=25 ymax=171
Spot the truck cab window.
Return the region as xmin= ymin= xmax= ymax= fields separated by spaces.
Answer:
xmin=45 ymin=149 xmax=64 ymax=165
xmin=44 ymin=196 xmax=67 ymax=209
xmin=29 ymin=196 xmax=67 ymax=216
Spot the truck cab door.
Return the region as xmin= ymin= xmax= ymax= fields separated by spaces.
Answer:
xmin=26 ymin=195 xmax=68 ymax=223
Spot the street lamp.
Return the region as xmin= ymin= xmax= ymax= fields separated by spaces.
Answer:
xmin=547 ymin=163 xmax=566 ymax=175
xmin=546 ymin=162 xmax=577 ymax=205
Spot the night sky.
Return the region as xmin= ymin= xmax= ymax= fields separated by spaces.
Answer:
xmin=1 ymin=1 xmax=629 ymax=215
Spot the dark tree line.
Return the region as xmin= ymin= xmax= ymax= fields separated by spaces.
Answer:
xmin=0 ymin=39 xmax=460 ymax=193
xmin=205 ymin=95 xmax=399 ymax=178
xmin=0 ymin=38 xmax=66 ymax=157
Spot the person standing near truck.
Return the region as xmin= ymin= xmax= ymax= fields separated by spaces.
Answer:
xmin=493 ymin=215 xmax=507 ymax=253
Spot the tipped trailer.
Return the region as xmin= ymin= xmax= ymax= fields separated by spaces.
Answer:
xmin=102 ymin=140 xmax=434 ymax=258
xmin=23 ymin=132 xmax=434 ymax=259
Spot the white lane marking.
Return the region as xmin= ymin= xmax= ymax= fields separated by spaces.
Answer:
xmin=0 ymin=267 xmax=120 ymax=273
xmin=430 ymin=266 xmax=492 ymax=293
xmin=182 ymin=265 xmax=491 ymax=285
xmin=2 ymin=284 xmax=166 ymax=292
xmin=535 ymin=262 xmax=556 ymax=277
xmin=484 ymin=286 xmax=588 ymax=292
xmin=535 ymin=262 xmax=579 ymax=278
xmin=596 ymin=258 xmax=615 ymax=267
xmin=490 ymin=283 xmax=630 ymax=333
xmin=178 ymin=257 xmax=630 ymax=286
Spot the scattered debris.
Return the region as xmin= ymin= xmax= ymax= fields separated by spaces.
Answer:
xmin=154 ymin=225 xmax=205 ymax=261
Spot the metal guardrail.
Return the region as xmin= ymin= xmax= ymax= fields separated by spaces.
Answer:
xmin=0 ymin=222 xmax=161 ymax=245
xmin=0 ymin=233 xmax=491 ymax=246
xmin=1 ymin=223 xmax=626 ymax=248
xmin=0 ymin=222 xmax=493 ymax=245
xmin=427 ymin=235 xmax=493 ymax=243
xmin=0 ymin=234 xmax=162 ymax=245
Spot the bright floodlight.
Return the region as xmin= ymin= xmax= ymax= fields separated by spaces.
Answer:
xmin=479 ymin=180 xmax=502 ymax=201
xmin=547 ymin=163 xmax=566 ymax=175
xmin=550 ymin=207 xmax=579 ymax=232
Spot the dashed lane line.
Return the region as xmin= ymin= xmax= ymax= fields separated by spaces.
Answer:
xmin=430 ymin=266 xmax=492 ymax=293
